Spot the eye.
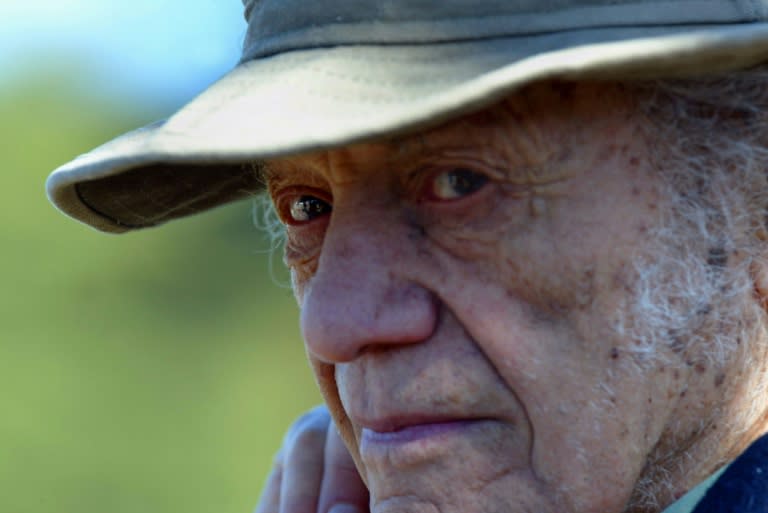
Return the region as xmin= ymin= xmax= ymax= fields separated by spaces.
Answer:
xmin=287 ymin=195 xmax=332 ymax=225
xmin=426 ymin=168 xmax=489 ymax=201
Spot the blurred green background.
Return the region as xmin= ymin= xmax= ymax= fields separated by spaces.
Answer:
xmin=1 ymin=3 xmax=321 ymax=512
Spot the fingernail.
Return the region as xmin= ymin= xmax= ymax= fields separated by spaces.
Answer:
xmin=328 ymin=503 xmax=362 ymax=513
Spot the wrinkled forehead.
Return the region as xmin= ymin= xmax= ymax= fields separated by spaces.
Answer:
xmin=263 ymin=80 xmax=640 ymax=180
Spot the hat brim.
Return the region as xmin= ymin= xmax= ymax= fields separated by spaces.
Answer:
xmin=47 ymin=22 xmax=768 ymax=233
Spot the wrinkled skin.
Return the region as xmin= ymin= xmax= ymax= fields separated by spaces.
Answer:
xmin=257 ymin=82 xmax=766 ymax=513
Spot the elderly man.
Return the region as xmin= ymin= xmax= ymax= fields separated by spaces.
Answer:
xmin=47 ymin=1 xmax=768 ymax=512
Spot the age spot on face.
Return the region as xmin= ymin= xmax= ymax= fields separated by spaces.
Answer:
xmin=714 ymin=373 xmax=726 ymax=387
xmin=574 ymin=267 xmax=595 ymax=309
xmin=706 ymin=246 xmax=728 ymax=268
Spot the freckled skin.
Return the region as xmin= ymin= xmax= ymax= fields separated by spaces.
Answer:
xmin=265 ymin=82 xmax=766 ymax=513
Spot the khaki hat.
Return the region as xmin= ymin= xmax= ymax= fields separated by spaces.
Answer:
xmin=47 ymin=0 xmax=768 ymax=233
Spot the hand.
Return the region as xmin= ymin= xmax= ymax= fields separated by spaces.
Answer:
xmin=255 ymin=405 xmax=369 ymax=513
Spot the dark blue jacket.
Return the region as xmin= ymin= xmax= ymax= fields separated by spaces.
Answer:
xmin=693 ymin=434 xmax=768 ymax=513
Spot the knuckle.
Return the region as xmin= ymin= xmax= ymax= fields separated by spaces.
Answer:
xmin=288 ymin=405 xmax=331 ymax=436
xmin=287 ymin=423 xmax=328 ymax=455
xmin=284 ymin=405 xmax=331 ymax=450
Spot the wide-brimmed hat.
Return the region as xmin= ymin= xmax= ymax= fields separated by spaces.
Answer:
xmin=47 ymin=0 xmax=768 ymax=233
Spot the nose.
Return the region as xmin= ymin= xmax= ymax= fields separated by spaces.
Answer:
xmin=299 ymin=215 xmax=437 ymax=363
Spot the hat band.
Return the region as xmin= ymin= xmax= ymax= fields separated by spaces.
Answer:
xmin=240 ymin=0 xmax=765 ymax=62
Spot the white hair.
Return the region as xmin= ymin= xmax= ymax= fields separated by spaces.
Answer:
xmin=621 ymin=67 xmax=768 ymax=362
xmin=623 ymin=67 xmax=768 ymax=511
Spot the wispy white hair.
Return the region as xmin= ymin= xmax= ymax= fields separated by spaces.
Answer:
xmin=624 ymin=67 xmax=768 ymax=511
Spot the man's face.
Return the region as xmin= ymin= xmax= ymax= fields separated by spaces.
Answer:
xmin=265 ymin=82 xmax=737 ymax=513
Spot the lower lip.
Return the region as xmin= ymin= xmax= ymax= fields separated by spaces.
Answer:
xmin=360 ymin=419 xmax=488 ymax=464
xmin=363 ymin=420 xmax=477 ymax=444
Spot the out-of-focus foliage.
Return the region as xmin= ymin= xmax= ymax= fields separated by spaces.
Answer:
xmin=0 ymin=67 xmax=320 ymax=513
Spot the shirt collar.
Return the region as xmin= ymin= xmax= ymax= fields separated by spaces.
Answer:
xmin=661 ymin=466 xmax=727 ymax=513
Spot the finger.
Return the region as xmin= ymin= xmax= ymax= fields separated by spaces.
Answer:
xmin=317 ymin=425 xmax=369 ymax=513
xmin=280 ymin=407 xmax=331 ymax=513
xmin=254 ymin=450 xmax=284 ymax=513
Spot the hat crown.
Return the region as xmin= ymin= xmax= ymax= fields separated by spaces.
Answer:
xmin=240 ymin=0 xmax=768 ymax=61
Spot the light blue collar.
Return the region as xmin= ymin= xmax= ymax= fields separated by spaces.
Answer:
xmin=661 ymin=465 xmax=727 ymax=513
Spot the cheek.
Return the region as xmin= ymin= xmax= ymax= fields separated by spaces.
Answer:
xmin=438 ymin=209 xmax=608 ymax=334
xmin=459 ymin=289 xmax=666 ymax=506
xmin=422 ymin=189 xmax=662 ymax=442
xmin=437 ymin=275 xmax=658 ymax=508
